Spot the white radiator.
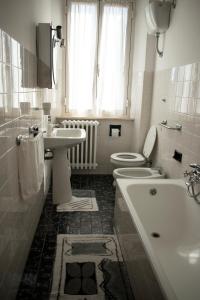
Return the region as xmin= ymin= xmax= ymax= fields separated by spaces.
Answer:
xmin=62 ymin=120 xmax=99 ymax=169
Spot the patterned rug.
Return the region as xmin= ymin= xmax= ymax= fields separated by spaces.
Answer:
xmin=56 ymin=190 xmax=98 ymax=212
xmin=50 ymin=235 xmax=134 ymax=299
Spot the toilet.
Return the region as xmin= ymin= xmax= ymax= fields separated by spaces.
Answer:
xmin=113 ymin=167 xmax=165 ymax=180
xmin=110 ymin=126 xmax=163 ymax=181
xmin=110 ymin=125 xmax=157 ymax=168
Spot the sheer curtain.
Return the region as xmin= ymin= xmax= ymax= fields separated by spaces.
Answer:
xmin=66 ymin=0 xmax=130 ymax=117
xmin=67 ymin=1 xmax=98 ymax=113
xmin=97 ymin=3 xmax=129 ymax=116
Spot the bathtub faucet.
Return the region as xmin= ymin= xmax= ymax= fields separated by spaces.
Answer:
xmin=184 ymin=164 xmax=200 ymax=204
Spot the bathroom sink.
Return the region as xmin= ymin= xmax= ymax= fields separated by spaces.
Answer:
xmin=43 ymin=127 xmax=86 ymax=206
xmin=44 ymin=128 xmax=86 ymax=149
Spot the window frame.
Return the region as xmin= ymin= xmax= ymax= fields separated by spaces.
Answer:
xmin=64 ymin=0 xmax=134 ymax=118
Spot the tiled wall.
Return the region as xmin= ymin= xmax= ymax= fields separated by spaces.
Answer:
xmin=131 ymin=70 xmax=154 ymax=153
xmin=150 ymin=62 xmax=200 ymax=178
xmin=0 ymin=28 xmax=50 ymax=299
xmin=171 ymin=63 xmax=200 ymax=116
xmin=0 ymin=28 xmax=53 ymax=124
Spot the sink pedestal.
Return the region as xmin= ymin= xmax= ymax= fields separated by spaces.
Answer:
xmin=53 ymin=147 xmax=93 ymax=212
xmin=53 ymin=148 xmax=73 ymax=205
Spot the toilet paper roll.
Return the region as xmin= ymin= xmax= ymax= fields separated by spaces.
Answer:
xmin=112 ymin=128 xmax=119 ymax=138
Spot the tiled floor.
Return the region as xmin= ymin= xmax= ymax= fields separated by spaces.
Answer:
xmin=17 ymin=175 xmax=115 ymax=300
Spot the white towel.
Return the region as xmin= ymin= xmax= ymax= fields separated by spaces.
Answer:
xmin=18 ymin=133 xmax=44 ymax=200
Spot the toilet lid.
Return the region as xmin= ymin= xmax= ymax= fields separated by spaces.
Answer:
xmin=142 ymin=126 xmax=157 ymax=159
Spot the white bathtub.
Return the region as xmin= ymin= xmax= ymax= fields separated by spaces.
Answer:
xmin=115 ymin=178 xmax=200 ymax=300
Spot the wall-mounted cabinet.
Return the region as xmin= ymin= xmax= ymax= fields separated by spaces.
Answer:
xmin=36 ymin=23 xmax=53 ymax=88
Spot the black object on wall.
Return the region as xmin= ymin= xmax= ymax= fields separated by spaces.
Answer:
xmin=173 ymin=150 xmax=182 ymax=163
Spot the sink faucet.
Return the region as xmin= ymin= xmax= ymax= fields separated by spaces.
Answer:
xmin=184 ymin=164 xmax=200 ymax=204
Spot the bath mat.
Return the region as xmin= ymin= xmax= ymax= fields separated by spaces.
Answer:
xmin=50 ymin=234 xmax=134 ymax=299
xmin=56 ymin=190 xmax=98 ymax=212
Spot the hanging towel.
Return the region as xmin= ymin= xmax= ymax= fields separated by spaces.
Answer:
xmin=18 ymin=132 xmax=44 ymax=200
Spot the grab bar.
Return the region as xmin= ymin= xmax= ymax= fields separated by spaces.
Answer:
xmin=159 ymin=120 xmax=182 ymax=131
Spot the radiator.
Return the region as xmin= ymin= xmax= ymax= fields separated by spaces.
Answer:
xmin=62 ymin=120 xmax=99 ymax=169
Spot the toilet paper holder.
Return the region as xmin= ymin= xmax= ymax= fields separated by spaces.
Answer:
xmin=109 ymin=124 xmax=121 ymax=137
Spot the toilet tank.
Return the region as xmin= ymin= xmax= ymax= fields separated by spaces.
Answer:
xmin=145 ymin=1 xmax=171 ymax=34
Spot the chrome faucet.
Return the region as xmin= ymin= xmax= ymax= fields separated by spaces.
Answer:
xmin=29 ymin=125 xmax=39 ymax=137
xmin=184 ymin=164 xmax=200 ymax=204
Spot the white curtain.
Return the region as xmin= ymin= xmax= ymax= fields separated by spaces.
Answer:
xmin=66 ymin=0 xmax=130 ymax=116
xmin=97 ymin=3 xmax=128 ymax=116
xmin=67 ymin=1 xmax=98 ymax=113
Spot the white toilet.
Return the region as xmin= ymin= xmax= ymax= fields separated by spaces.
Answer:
xmin=110 ymin=126 xmax=164 ymax=180
xmin=110 ymin=125 xmax=157 ymax=168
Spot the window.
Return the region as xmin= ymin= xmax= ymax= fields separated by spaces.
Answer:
xmin=66 ymin=0 xmax=132 ymax=117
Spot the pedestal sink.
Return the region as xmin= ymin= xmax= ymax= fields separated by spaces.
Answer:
xmin=44 ymin=128 xmax=86 ymax=210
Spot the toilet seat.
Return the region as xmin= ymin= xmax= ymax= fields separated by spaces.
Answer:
xmin=110 ymin=152 xmax=145 ymax=167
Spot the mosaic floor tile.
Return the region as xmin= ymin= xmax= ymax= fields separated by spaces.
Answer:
xmin=16 ymin=175 xmax=119 ymax=299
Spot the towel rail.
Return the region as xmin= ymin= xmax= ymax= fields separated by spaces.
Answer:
xmin=159 ymin=120 xmax=182 ymax=131
xmin=16 ymin=132 xmax=41 ymax=146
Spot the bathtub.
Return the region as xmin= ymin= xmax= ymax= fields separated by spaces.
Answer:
xmin=115 ymin=178 xmax=200 ymax=300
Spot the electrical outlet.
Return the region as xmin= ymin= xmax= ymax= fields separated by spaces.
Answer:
xmin=173 ymin=150 xmax=182 ymax=163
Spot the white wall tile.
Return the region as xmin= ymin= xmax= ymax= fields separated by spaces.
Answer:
xmin=191 ymin=62 xmax=198 ymax=81
xmin=183 ymin=82 xmax=190 ymax=98
xmin=151 ymin=62 xmax=200 ymax=178
xmin=0 ymin=29 xmax=2 ymax=62
xmin=11 ymin=67 xmax=19 ymax=93
xmin=0 ymin=63 xmax=3 ymax=93
xmin=11 ymin=38 xmax=19 ymax=68
xmin=170 ymin=67 xmax=178 ymax=82
xmin=184 ymin=64 xmax=192 ymax=81
xmin=195 ymin=99 xmax=200 ymax=115
xmin=187 ymin=99 xmax=195 ymax=115
xmin=178 ymin=65 xmax=185 ymax=81
xmin=180 ymin=98 xmax=188 ymax=114
xmin=0 ymin=94 xmax=5 ymax=124
xmin=176 ymin=82 xmax=183 ymax=97
xmin=2 ymin=31 xmax=11 ymax=64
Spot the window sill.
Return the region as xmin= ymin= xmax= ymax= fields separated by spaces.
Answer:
xmin=56 ymin=115 xmax=134 ymax=121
